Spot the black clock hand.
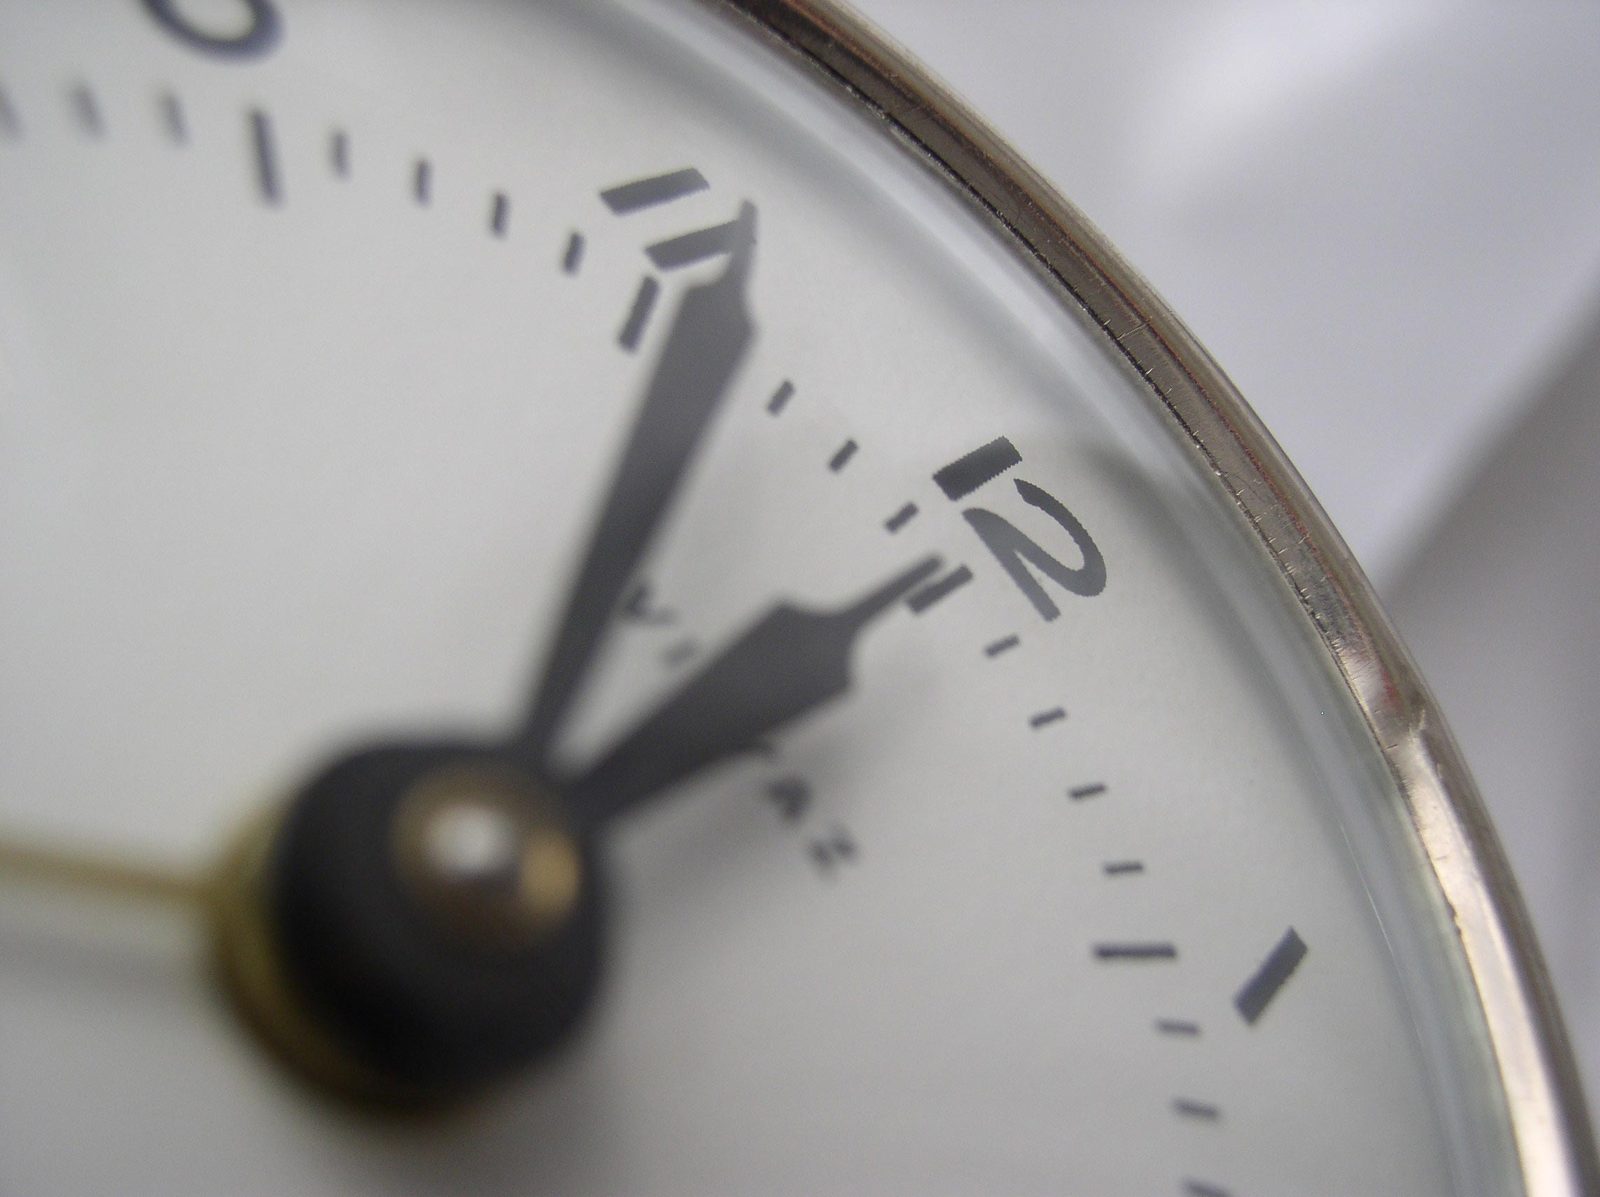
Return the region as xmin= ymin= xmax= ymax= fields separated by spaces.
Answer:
xmin=207 ymin=206 xmax=770 ymax=1104
xmin=36 ymin=551 xmax=942 ymax=1109
xmin=215 ymin=209 xmax=930 ymax=1102
xmin=567 ymin=554 xmax=941 ymax=826
xmin=521 ymin=202 xmax=758 ymax=762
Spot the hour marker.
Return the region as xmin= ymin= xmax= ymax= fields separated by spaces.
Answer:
xmin=248 ymin=109 xmax=280 ymax=205
xmin=884 ymin=502 xmax=918 ymax=533
xmin=906 ymin=565 xmax=972 ymax=614
xmin=1156 ymin=1019 xmax=1201 ymax=1037
xmin=1234 ymin=926 xmax=1307 ymax=1025
xmin=984 ymin=635 xmax=1020 ymax=658
xmin=618 ymin=276 xmax=660 ymax=351
xmin=562 ymin=231 xmax=585 ymax=274
xmin=158 ymin=91 xmax=186 ymax=143
xmin=601 ymin=166 xmax=708 ymax=214
xmin=646 ymin=219 xmax=738 ymax=270
xmin=1173 ymin=1098 xmax=1221 ymax=1121
xmin=70 ymin=82 xmax=102 ymax=137
xmin=1029 ymin=707 xmax=1065 ymax=729
xmin=1068 ymin=782 xmax=1105 ymax=800
xmin=828 ymin=440 xmax=859 ymax=472
xmin=766 ymin=380 xmax=794 ymax=415
xmin=934 ymin=436 xmax=1021 ymax=501
xmin=329 ymin=128 xmax=349 ymax=177
xmin=413 ymin=158 xmax=431 ymax=205
xmin=1093 ymin=942 xmax=1176 ymax=961
xmin=1102 ymin=860 xmax=1144 ymax=876
xmin=489 ymin=191 xmax=509 ymax=237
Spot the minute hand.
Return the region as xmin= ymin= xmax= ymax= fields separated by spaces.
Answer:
xmin=566 ymin=555 xmax=942 ymax=827
xmin=522 ymin=202 xmax=759 ymax=762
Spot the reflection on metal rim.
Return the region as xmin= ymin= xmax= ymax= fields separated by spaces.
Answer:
xmin=714 ymin=0 xmax=1599 ymax=1191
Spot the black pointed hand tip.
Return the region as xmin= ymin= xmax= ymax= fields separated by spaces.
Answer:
xmin=717 ymin=200 xmax=758 ymax=287
xmin=570 ymin=553 xmax=945 ymax=825
xmin=839 ymin=554 xmax=942 ymax=624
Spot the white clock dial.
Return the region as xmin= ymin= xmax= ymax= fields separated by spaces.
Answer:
xmin=0 ymin=2 xmax=1589 ymax=1194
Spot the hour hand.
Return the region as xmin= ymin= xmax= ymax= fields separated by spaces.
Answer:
xmin=202 ymin=206 xmax=770 ymax=1104
xmin=568 ymin=555 xmax=942 ymax=825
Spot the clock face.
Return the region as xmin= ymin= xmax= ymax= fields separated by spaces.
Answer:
xmin=0 ymin=1 xmax=1577 ymax=1194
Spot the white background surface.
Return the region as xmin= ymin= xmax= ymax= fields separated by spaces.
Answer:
xmin=849 ymin=0 xmax=1600 ymax=1131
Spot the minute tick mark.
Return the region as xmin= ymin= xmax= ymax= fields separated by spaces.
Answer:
xmin=1068 ymin=782 xmax=1105 ymax=800
xmin=247 ymin=109 xmax=280 ymax=205
xmin=1102 ymin=860 xmax=1144 ymax=876
xmin=766 ymin=380 xmax=794 ymax=415
xmin=0 ymin=85 xmax=21 ymax=139
xmin=562 ymin=232 xmax=585 ymax=274
xmin=329 ymin=129 xmax=349 ymax=177
xmin=489 ymin=192 xmax=510 ymax=237
xmin=983 ymin=635 xmax=1019 ymax=658
xmin=413 ymin=158 xmax=432 ymax=205
xmin=618 ymin=276 xmax=659 ymax=351
xmin=158 ymin=91 xmax=186 ymax=143
xmin=828 ymin=440 xmax=858 ymax=472
xmin=1029 ymin=707 xmax=1065 ymax=729
xmin=1173 ymin=1099 xmax=1221 ymax=1121
xmin=1156 ymin=1019 xmax=1201 ymax=1037
xmin=884 ymin=502 xmax=918 ymax=533
xmin=1094 ymin=942 xmax=1176 ymax=961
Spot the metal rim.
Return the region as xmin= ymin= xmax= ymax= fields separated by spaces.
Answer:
xmin=714 ymin=1 xmax=1599 ymax=1191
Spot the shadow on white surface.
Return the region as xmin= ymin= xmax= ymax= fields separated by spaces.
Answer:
xmin=1388 ymin=299 xmax=1600 ymax=1124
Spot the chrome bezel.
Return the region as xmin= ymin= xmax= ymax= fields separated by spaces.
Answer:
xmin=717 ymin=1 xmax=1598 ymax=1191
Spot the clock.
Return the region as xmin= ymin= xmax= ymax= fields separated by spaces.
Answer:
xmin=0 ymin=2 xmax=1592 ymax=1192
